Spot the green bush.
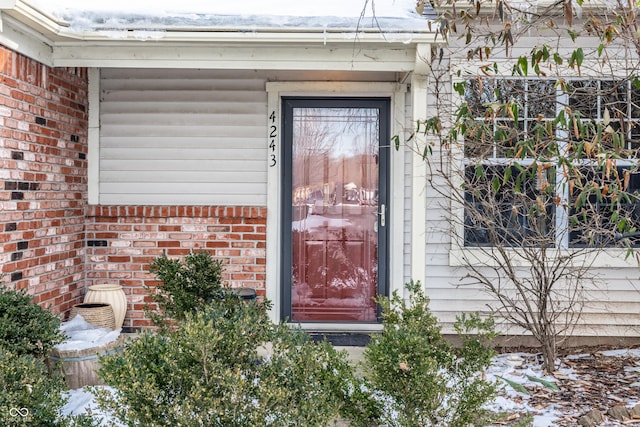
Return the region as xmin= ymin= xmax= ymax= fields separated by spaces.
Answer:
xmin=0 ymin=348 xmax=66 ymax=426
xmin=0 ymin=286 xmax=98 ymax=427
xmin=0 ymin=349 xmax=98 ymax=427
xmin=353 ymin=281 xmax=497 ymax=427
xmin=0 ymin=286 xmax=97 ymax=427
xmin=146 ymin=251 xmax=226 ymax=326
xmin=97 ymin=297 xmax=355 ymax=426
xmin=0 ymin=285 xmax=64 ymax=358
xmin=105 ymin=261 xmax=498 ymax=427
xmin=258 ymin=324 xmax=354 ymax=425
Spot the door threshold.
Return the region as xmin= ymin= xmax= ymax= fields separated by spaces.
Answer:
xmin=293 ymin=322 xmax=382 ymax=334
xmin=293 ymin=324 xmax=382 ymax=346
xmin=309 ymin=332 xmax=374 ymax=347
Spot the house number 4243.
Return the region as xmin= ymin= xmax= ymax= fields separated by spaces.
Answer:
xmin=269 ymin=111 xmax=277 ymax=167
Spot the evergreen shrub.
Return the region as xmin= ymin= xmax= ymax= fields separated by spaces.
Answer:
xmin=346 ymin=281 xmax=498 ymax=427
xmin=146 ymin=251 xmax=226 ymax=326
xmin=0 ymin=287 xmax=97 ymax=427
xmin=0 ymin=285 xmax=64 ymax=358
xmin=97 ymin=296 xmax=355 ymax=426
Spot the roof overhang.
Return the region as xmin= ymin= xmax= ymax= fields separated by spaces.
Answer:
xmin=0 ymin=0 xmax=440 ymax=71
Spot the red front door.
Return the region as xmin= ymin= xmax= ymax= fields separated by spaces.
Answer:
xmin=283 ymin=98 xmax=389 ymax=322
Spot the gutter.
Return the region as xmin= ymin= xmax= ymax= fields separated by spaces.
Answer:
xmin=1 ymin=0 xmax=439 ymax=46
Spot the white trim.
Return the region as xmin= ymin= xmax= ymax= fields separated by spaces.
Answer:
xmin=450 ymin=247 xmax=640 ymax=269
xmin=0 ymin=1 xmax=437 ymax=68
xmin=2 ymin=1 xmax=437 ymax=44
xmin=50 ymin=45 xmax=422 ymax=71
xmin=410 ymin=44 xmax=430 ymax=287
xmin=87 ymin=68 xmax=100 ymax=205
xmin=52 ymin=32 xmax=437 ymax=44
xmin=265 ymin=81 xmax=407 ymax=323
xmin=295 ymin=322 xmax=383 ymax=334
xmin=265 ymin=84 xmax=281 ymax=323
xmin=0 ymin=12 xmax=53 ymax=64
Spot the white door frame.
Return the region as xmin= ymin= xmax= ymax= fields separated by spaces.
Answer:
xmin=265 ymin=81 xmax=407 ymax=330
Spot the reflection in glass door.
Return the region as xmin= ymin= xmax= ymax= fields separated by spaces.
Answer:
xmin=282 ymin=98 xmax=389 ymax=322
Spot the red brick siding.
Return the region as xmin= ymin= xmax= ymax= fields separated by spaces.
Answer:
xmin=0 ymin=47 xmax=88 ymax=315
xmin=85 ymin=205 xmax=267 ymax=329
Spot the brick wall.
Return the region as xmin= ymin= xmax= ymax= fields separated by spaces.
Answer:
xmin=0 ymin=46 xmax=268 ymax=330
xmin=85 ymin=205 xmax=267 ymax=330
xmin=0 ymin=46 xmax=88 ymax=315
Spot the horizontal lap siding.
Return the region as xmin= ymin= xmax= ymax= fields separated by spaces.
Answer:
xmin=419 ymin=56 xmax=640 ymax=338
xmin=425 ymin=205 xmax=640 ymax=336
xmin=99 ymin=69 xmax=267 ymax=206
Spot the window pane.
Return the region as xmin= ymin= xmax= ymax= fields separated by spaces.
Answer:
xmin=527 ymin=80 xmax=556 ymax=118
xmin=569 ymin=167 xmax=640 ymax=247
xmin=463 ymin=120 xmax=496 ymax=158
xmin=291 ymin=107 xmax=379 ymax=322
xmin=601 ymin=119 xmax=624 ymax=153
xmin=494 ymin=120 xmax=524 ymax=158
xmin=631 ymin=85 xmax=640 ymax=117
xmin=465 ymin=79 xmax=495 ymax=118
xmin=630 ymin=125 xmax=640 ymax=151
xmin=464 ymin=164 xmax=556 ymax=247
xmin=601 ymin=80 xmax=627 ymax=119
xmin=569 ymin=81 xmax=599 ymax=118
xmin=495 ymin=80 xmax=525 ymax=118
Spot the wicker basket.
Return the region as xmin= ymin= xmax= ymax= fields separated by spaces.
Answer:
xmin=69 ymin=303 xmax=116 ymax=330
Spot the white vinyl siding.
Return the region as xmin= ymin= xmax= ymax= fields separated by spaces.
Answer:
xmin=98 ymin=69 xmax=400 ymax=206
xmin=419 ymin=55 xmax=640 ymax=338
xmin=99 ymin=69 xmax=268 ymax=205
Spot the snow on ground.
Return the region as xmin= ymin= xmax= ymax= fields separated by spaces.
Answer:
xmin=485 ymin=350 xmax=640 ymax=426
xmin=485 ymin=353 xmax=565 ymax=426
xmin=60 ymin=349 xmax=640 ymax=426
xmin=62 ymin=387 xmax=123 ymax=427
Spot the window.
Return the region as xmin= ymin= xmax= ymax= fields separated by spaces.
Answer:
xmin=462 ymin=77 xmax=640 ymax=248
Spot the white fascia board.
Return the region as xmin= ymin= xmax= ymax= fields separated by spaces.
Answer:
xmin=1 ymin=1 xmax=69 ymax=37
xmin=51 ymin=44 xmax=419 ymax=71
xmin=0 ymin=12 xmax=52 ymax=64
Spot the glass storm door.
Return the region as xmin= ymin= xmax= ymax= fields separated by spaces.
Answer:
xmin=282 ymin=98 xmax=389 ymax=322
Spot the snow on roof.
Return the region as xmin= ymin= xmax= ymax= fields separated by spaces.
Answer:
xmin=25 ymin=0 xmax=435 ymax=33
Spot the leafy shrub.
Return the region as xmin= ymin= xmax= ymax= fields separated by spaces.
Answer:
xmin=0 ymin=349 xmax=97 ymax=427
xmin=146 ymin=251 xmax=226 ymax=326
xmin=0 ymin=348 xmax=66 ymax=426
xmin=0 ymin=285 xmax=64 ymax=358
xmin=258 ymin=324 xmax=354 ymax=425
xmin=97 ymin=297 xmax=355 ymax=426
xmin=0 ymin=286 xmax=96 ymax=427
xmin=352 ymin=281 xmax=497 ymax=427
